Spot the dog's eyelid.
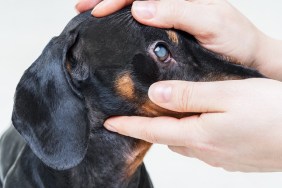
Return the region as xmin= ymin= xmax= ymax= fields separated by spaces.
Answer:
xmin=148 ymin=41 xmax=174 ymax=65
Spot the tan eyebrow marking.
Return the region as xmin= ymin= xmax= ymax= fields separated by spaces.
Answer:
xmin=166 ymin=30 xmax=179 ymax=45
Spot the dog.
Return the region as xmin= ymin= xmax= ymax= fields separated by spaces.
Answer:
xmin=0 ymin=7 xmax=264 ymax=188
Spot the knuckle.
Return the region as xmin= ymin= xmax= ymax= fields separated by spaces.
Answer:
xmin=141 ymin=127 xmax=159 ymax=143
xmin=208 ymin=160 xmax=223 ymax=168
xmin=191 ymin=142 xmax=226 ymax=168
xmin=176 ymin=83 xmax=197 ymax=111
xmin=169 ymin=1 xmax=183 ymax=17
xmin=169 ymin=146 xmax=193 ymax=158
xmin=168 ymin=146 xmax=178 ymax=153
xmin=161 ymin=1 xmax=186 ymax=29
xmin=193 ymin=142 xmax=214 ymax=153
xmin=186 ymin=144 xmax=224 ymax=168
xmin=187 ymin=138 xmax=219 ymax=156
xmin=223 ymin=167 xmax=238 ymax=172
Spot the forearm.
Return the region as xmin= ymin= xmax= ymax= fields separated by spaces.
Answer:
xmin=254 ymin=33 xmax=282 ymax=81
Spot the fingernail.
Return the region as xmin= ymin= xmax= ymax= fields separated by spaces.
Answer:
xmin=91 ymin=5 xmax=100 ymax=15
xmin=91 ymin=0 xmax=106 ymax=15
xmin=75 ymin=2 xmax=83 ymax=12
xmin=91 ymin=7 xmax=97 ymax=15
xmin=149 ymin=83 xmax=172 ymax=103
xmin=104 ymin=120 xmax=117 ymax=132
xmin=132 ymin=1 xmax=157 ymax=20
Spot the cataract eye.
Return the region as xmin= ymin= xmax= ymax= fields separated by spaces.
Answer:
xmin=154 ymin=44 xmax=170 ymax=62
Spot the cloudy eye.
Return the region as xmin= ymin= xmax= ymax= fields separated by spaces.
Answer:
xmin=153 ymin=44 xmax=170 ymax=62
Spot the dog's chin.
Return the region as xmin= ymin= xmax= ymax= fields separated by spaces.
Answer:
xmin=85 ymin=108 xmax=151 ymax=177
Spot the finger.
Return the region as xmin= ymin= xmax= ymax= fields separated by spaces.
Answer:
xmin=104 ymin=115 xmax=206 ymax=146
xmin=131 ymin=1 xmax=216 ymax=35
xmin=92 ymin=0 xmax=135 ymax=17
xmin=169 ymin=145 xmax=225 ymax=169
xmin=148 ymin=80 xmax=234 ymax=113
xmin=168 ymin=145 xmax=252 ymax=172
xmin=168 ymin=145 xmax=195 ymax=158
xmin=76 ymin=0 xmax=101 ymax=13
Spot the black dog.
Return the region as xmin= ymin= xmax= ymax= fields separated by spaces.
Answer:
xmin=0 ymin=7 xmax=264 ymax=188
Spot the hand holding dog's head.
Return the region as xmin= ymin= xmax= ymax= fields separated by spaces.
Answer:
xmin=11 ymin=8 xmax=263 ymax=170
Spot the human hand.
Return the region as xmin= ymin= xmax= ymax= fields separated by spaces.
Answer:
xmin=76 ymin=0 xmax=134 ymax=16
xmin=76 ymin=0 xmax=265 ymax=69
xmin=76 ymin=0 xmax=282 ymax=80
xmin=104 ymin=78 xmax=282 ymax=172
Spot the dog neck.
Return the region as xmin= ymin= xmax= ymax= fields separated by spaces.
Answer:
xmin=54 ymin=112 xmax=152 ymax=187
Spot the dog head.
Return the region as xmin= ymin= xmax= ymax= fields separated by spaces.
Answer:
xmin=12 ymin=8 xmax=263 ymax=171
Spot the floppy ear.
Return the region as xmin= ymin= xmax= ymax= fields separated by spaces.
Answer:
xmin=12 ymin=31 xmax=89 ymax=170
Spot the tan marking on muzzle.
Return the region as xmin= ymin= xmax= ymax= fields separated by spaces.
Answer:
xmin=115 ymin=72 xmax=135 ymax=100
xmin=125 ymin=141 xmax=152 ymax=178
xmin=124 ymin=101 xmax=193 ymax=178
xmin=222 ymin=55 xmax=242 ymax=65
xmin=166 ymin=30 xmax=179 ymax=45
xmin=141 ymin=100 xmax=191 ymax=118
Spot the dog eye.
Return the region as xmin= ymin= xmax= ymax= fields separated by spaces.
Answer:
xmin=153 ymin=44 xmax=170 ymax=62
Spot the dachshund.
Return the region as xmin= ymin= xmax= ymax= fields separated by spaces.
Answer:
xmin=0 ymin=7 xmax=264 ymax=188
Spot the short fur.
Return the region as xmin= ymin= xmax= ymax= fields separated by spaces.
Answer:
xmin=0 ymin=7 xmax=264 ymax=188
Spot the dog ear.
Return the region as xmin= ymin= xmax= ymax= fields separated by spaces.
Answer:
xmin=12 ymin=31 xmax=89 ymax=170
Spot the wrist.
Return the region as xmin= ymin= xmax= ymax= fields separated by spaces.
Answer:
xmin=252 ymin=32 xmax=282 ymax=80
xmin=243 ymin=28 xmax=268 ymax=69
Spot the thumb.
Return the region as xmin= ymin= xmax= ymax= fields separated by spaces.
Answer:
xmin=132 ymin=1 xmax=214 ymax=35
xmin=148 ymin=81 xmax=230 ymax=113
xmin=76 ymin=0 xmax=101 ymax=13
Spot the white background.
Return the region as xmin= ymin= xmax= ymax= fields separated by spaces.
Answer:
xmin=1 ymin=0 xmax=282 ymax=187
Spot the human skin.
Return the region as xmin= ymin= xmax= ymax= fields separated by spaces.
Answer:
xmin=76 ymin=0 xmax=282 ymax=172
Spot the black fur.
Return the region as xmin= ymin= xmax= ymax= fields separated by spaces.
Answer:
xmin=0 ymin=7 xmax=263 ymax=188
